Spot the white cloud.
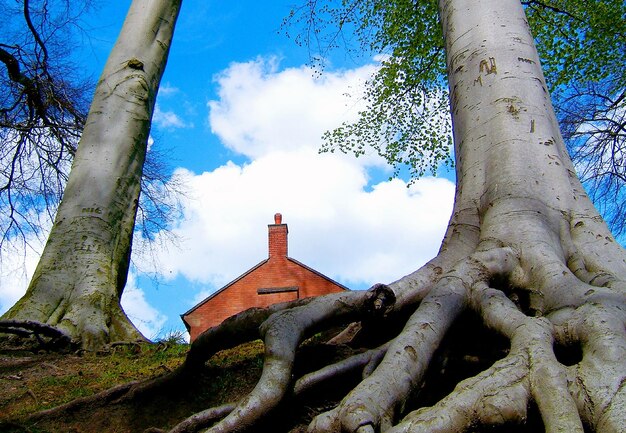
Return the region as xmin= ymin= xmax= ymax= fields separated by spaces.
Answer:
xmin=153 ymin=104 xmax=189 ymax=129
xmin=209 ymin=56 xmax=383 ymax=166
xmin=138 ymin=57 xmax=455 ymax=296
xmin=144 ymin=161 xmax=453 ymax=289
xmin=121 ymin=273 xmax=168 ymax=340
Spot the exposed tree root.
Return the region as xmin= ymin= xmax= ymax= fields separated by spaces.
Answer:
xmin=0 ymin=319 xmax=77 ymax=351
xmin=158 ymin=227 xmax=622 ymax=433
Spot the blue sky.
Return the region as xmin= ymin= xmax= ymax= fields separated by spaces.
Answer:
xmin=0 ymin=1 xmax=456 ymax=339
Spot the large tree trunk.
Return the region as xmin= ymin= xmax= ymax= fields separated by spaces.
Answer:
xmin=1 ymin=0 xmax=182 ymax=350
xmin=302 ymin=1 xmax=626 ymax=431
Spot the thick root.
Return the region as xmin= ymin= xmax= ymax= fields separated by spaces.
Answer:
xmin=0 ymin=319 xmax=76 ymax=351
xmin=176 ymin=243 xmax=626 ymax=433
xmin=197 ymin=285 xmax=397 ymax=433
xmin=386 ymin=354 xmax=530 ymax=433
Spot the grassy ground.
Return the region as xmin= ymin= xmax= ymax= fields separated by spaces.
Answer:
xmin=0 ymin=339 xmax=266 ymax=432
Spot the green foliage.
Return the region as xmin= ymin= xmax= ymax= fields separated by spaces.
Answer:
xmin=288 ymin=0 xmax=624 ymax=185
xmin=524 ymin=0 xmax=626 ymax=91
xmin=287 ymin=0 xmax=452 ymax=180
xmin=321 ymin=82 xmax=452 ymax=179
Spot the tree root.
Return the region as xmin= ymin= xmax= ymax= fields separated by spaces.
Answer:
xmin=294 ymin=342 xmax=390 ymax=396
xmin=193 ymin=284 xmax=396 ymax=433
xmin=166 ymin=404 xmax=238 ymax=433
xmin=386 ymin=353 xmax=530 ymax=433
xmin=165 ymin=342 xmax=392 ymax=433
xmin=0 ymin=319 xmax=76 ymax=351
xmin=172 ymin=243 xmax=623 ymax=433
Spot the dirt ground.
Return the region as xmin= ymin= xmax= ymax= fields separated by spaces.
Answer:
xmin=0 ymin=343 xmax=264 ymax=433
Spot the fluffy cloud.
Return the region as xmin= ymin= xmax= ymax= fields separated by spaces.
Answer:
xmin=121 ymin=273 xmax=168 ymax=340
xmin=146 ymin=161 xmax=453 ymax=289
xmin=209 ymin=57 xmax=383 ymax=165
xmin=139 ymin=57 xmax=455 ymax=296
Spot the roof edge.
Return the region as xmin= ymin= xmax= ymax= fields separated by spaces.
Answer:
xmin=181 ymin=258 xmax=270 ymax=317
xmin=181 ymin=255 xmax=350 ymax=318
xmin=286 ymin=256 xmax=351 ymax=291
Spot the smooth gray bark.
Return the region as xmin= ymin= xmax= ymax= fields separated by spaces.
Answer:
xmin=305 ymin=1 xmax=626 ymax=431
xmin=1 ymin=0 xmax=183 ymax=350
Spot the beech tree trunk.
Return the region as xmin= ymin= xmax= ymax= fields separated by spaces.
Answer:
xmin=310 ymin=0 xmax=625 ymax=431
xmin=1 ymin=0 xmax=182 ymax=350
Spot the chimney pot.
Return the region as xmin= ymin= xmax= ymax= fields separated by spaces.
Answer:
xmin=274 ymin=213 xmax=282 ymax=224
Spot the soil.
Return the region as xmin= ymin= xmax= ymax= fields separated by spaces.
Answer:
xmin=0 ymin=340 xmax=342 ymax=433
xmin=0 ymin=342 xmax=263 ymax=433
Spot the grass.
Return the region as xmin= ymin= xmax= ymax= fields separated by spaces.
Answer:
xmin=0 ymin=340 xmax=265 ymax=423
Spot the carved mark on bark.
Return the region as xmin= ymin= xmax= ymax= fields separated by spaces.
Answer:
xmin=473 ymin=57 xmax=497 ymax=87
xmin=480 ymin=57 xmax=497 ymax=75
xmin=81 ymin=207 xmax=102 ymax=214
xmin=127 ymin=58 xmax=144 ymax=70
xmin=474 ymin=57 xmax=498 ymax=87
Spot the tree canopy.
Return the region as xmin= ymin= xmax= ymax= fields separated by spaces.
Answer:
xmin=288 ymin=0 xmax=626 ymax=236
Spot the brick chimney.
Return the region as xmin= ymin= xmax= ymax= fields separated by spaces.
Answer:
xmin=268 ymin=213 xmax=288 ymax=258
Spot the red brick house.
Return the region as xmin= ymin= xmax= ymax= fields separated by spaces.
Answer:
xmin=181 ymin=213 xmax=349 ymax=341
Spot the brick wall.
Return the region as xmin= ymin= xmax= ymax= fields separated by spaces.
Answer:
xmin=185 ymin=255 xmax=346 ymax=341
xmin=268 ymin=220 xmax=288 ymax=258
